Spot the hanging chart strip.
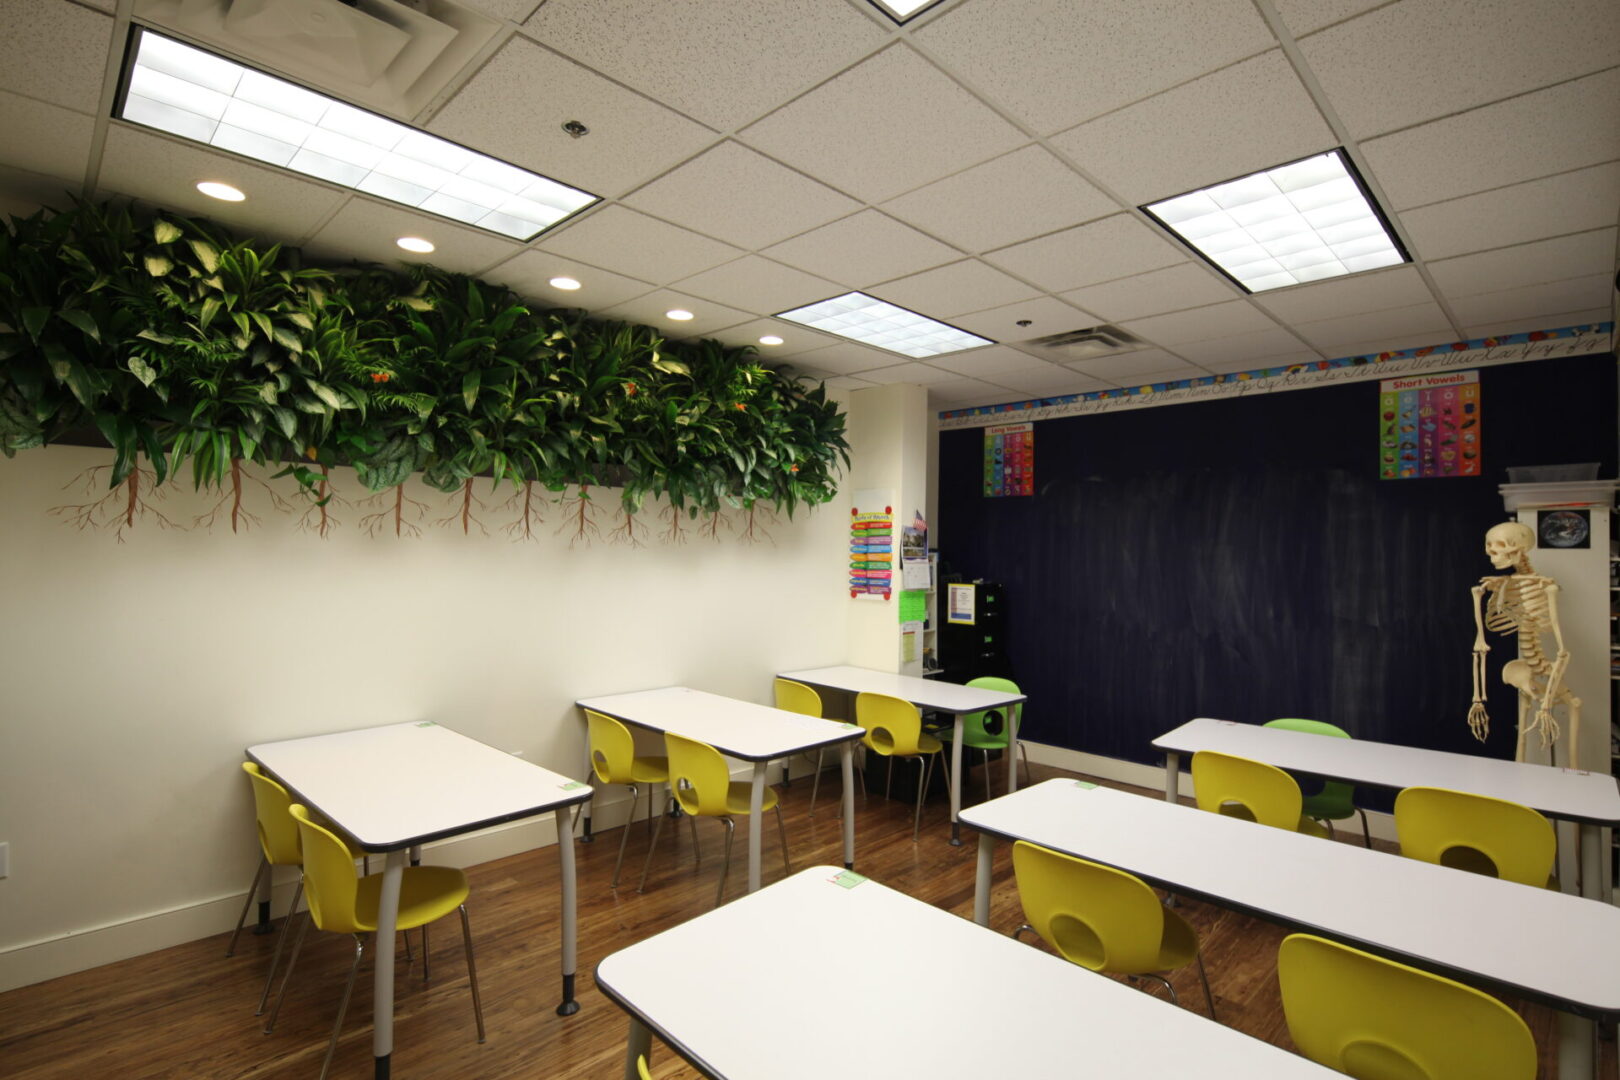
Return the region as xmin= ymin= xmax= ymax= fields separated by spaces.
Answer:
xmin=849 ymin=504 xmax=894 ymax=599
xmin=1379 ymin=370 xmax=1479 ymax=479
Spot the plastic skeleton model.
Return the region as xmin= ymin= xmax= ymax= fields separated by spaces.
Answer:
xmin=1467 ymin=521 xmax=1581 ymax=768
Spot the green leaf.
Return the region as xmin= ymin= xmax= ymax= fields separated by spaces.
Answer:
xmin=57 ymin=308 xmax=101 ymax=343
xmin=249 ymin=311 xmax=274 ymax=342
xmin=144 ymin=254 xmax=172 ymax=277
xmin=270 ymin=406 xmax=297 ymax=440
xmin=128 ymin=356 xmax=158 ymax=387
xmin=21 ymin=306 xmax=48 ymax=341
xmin=188 ymin=239 xmax=219 ymax=274
xmin=198 ymin=297 xmax=222 ymax=330
xmin=271 ymin=326 xmax=302 ymax=354
xmin=259 ymin=382 xmax=279 ymax=405
xmin=306 ymin=380 xmax=345 ymax=411
xmin=153 ymin=220 xmax=182 ymax=244
xmin=462 ymin=370 xmax=481 ymax=411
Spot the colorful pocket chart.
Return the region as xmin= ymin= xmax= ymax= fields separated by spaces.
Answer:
xmin=1379 ymin=371 xmax=1479 ymax=480
xmin=850 ymin=507 xmax=893 ymax=599
xmin=984 ymin=422 xmax=1034 ymax=497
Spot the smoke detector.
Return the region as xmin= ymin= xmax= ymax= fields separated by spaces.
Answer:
xmin=1009 ymin=325 xmax=1145 ymax=363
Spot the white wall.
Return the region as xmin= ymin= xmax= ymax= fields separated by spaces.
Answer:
xmin=0 ymin=438 xmax=854 ymax=990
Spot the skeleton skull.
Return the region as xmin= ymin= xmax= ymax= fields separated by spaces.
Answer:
xmin=1484 ymin=520 xmax=1533 ymax=570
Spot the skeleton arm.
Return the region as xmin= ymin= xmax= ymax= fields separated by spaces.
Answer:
xmin=1536 ymin=581 xmax=1571 ymax=729
xmin=1467 ymin=582 xmax=1491 ymax=741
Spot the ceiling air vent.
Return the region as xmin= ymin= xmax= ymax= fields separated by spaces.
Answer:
xmin=1010 ymin=325 xmax=1145 ymax=363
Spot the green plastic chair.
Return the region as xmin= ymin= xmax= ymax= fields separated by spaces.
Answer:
xmin=934 ymin=676 xmax=1029 ymax=802
xmin=1265 ymin=718 xmax=1370 ymax=847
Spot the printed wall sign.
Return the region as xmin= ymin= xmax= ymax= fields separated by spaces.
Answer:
xmin=985 ymin=423 xmax=1034 ymax=496
xmin=1379 ymin=370 xmax=1479 ymax=479
xmin=849 ymin=505 xmax=894 ymax=599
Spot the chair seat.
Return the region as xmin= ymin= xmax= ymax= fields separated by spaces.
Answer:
xmin=627 ymin=755 xmax=669 ymax=784
xmin=934 ymin=727 xmax=1011 ymax=750
xmin=1154 ymin=906 xmax=1203 ymax=973
xmin=715 ymin=782 xmax=781 ymax=816
xmin=352 ymin=866 xmax=470 ymax=934
xmin=862 ymin=731 xmax=944 ymax=756
xmin=1219 ymin=804 xmax=1330 ymax=838
xmin=1300 ymin=792 xmax=1355 ymax=820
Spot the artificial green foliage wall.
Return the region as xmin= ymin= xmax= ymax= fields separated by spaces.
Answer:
xmin=0 ymin=201 xmax=849 ymax=535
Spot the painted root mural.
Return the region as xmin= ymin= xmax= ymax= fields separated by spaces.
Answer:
xmin=0 ymin=202 xmax=849 ymax=543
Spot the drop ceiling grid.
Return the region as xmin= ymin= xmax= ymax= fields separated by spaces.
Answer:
xmin=868 ymin=259 xmax=1041 ymax=318
xmin=0 ymin=0 xmax=115 ymax=115
xmin=1396 ymin=163 xmax=1620 ymax=262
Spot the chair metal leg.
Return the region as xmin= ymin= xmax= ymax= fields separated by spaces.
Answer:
xmin=1012 ymin=924 xmax=1035 ymax=942
xmin=774 ymin=804 xmax=791 ymax=878
xmin=687 ymin=803 xmax=700 ymax=865
xmin=1140 ymin=972 xmax=1179 ymax=1006
xmin=263 ymin=902 xmax=314 ymax=1034
xmin=885 ymin=757 xmax=894 ymax=801
xmin=226 ymin=856 xmax=268 ymax=957
xmin=254 ymin=879 xmax=303 ymax=1015
xmin=808 ymin=749 xmax=825 ymax=816
xmin=458 ymin=905 xmax=486 ymax=1043
xmin=612 ymin=784 xmax=640 ymax=889
xmin=422 ymin=919 xmax=430 ymax=981
xmin=1194 ymin=951 xmax=1216 ymax=1021
xmin=1018 ymin=742 xmax=1031 ymax=786
xmin=1356 ymin=807 xmax=1372 ymax=848
xmin=912 ymin=757 xmax=929 ymax=842
xmin=716 ymin=818 xmax=736 ymax=908
xmin=982 ymin=749 xmax=993 ymax=803
xmin=316 ymin=935 xmax=366 ymax=1080
xmin=637 ymin=808 xmax=668 ymax=893
xmin=1323 ymin=818 xmax=1336 ymax=839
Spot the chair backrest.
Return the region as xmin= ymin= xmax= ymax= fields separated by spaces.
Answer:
xmin=1393 ymin=786 xmax=1555 ymax=887
xmin=289 ymin=804 xmax=363 ymax=935
xmin=243 ymin=761 xmax=302 ymax=866
xmin=1278 ymin=933 xmax=1536 ymax=1080
xmin=665 ymin=732 xmax=733 ymax=818
xmin=773 ymin=678 xmax=822 ymax=718
xmin=585 ymin=709 xmax=637 ymax=786
xmin=855 ymin=692 xmax=924 ymax=755
xmin=961 ymin=676 xmax=1021 ymax=743
xmin=1011 ymin=841 xmax=1166 ymax=974
xmin=636 ymin=1055 xmax=652 ymax=1080
xmin=1264 ymin=717 xmax=1355 ymax=803
xmin=1191 ymin=750 xmax=1304 ymax=831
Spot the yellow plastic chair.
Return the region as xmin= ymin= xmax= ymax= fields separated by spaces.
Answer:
xmin=637 ymin=1053 xmax=652 ymax=1079
xmin=1278 ymin=933 xmax=1536 ymax=1080
xmin=1191 ymin=750 xmax=1330 ymax=837
xmin=265 ymin=805 xmax=485 ymax=1080
xmin=585 ymin=709 xmax=674 ymax=889
xmin=1011 ymin=841 xmax=1214 ymax=1018
xmin=933 ymin=676 xmax=1031 ymax=802
xmin=775 ymin=678 xmax=862 ymax=817
xmin=1393 ymin=786 xmax=1556 ymax=887
xmin=856 ymin=691 xmax=951 ymax=841
xmin=638 ymin=732 xmax=790 ymax=907
xmin=226 ymin=763 xmax=309 ymax=1014
xmin=1265 ymin=717 xmax=1372 ymax=847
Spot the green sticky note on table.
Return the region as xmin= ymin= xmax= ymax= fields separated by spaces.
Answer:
xmin=830 ymin=870 xmax=867 ymax=889
xmin=1075 ymin=780 xmax=1097 ymax=789
xmin=415 ymin=721 xmax=436 ymax=727
xmin=897 ymin=590 xmax=926 ymax=623
xmin=560 ymin=781 xmax=586 ymax=790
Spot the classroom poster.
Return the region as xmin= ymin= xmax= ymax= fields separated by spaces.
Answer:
xmin=1379 ymin=370 xmax=1480 ymax=479
xmin=947 ymin=582 xmax=976 ymax=625
xmin=900 ymin=509 xmax=931 ymax=589
xmin=849 ymin=506 xmax=893 ymax=599
xmin=984 ymin=423 xmax=1034 ymax=496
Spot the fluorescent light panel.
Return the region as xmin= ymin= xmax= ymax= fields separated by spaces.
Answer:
xmin=117 ymin=29 xmax=598 ymax=242
xmin=1141 ymin=150 xmax=1406 ymax=293
xmin=775 ymin=293 xmax=992 ymax=358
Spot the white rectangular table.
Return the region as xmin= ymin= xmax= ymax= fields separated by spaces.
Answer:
xmin=776 ymin=665 xmax=1026 ymax=845
xmin=247 ymin=721 xmax=592 ymax=1080
xmin=574 ymin=687 xmax=865 ymax=893
xmin=1154 ymin=717 xmax=1620 ymax=900
xmin=596 ymin=865 xmax=1342 ymax=1080
xmin=962 ymin=779 xmax=1620 ymax=1080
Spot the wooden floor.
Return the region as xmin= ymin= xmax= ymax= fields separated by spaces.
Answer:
xmin=1 ymin=759 xmax=1611 ymax=1079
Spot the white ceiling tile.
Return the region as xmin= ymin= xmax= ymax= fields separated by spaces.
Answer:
xmin=1064 ymin=350 xmax=1200 ymax=380
xmin=523 ymin=0 xmax=884 ymax=130
xmin=1272 ymin=0 xmax=1386 ymax=35
xmin=1294 ymin=301 xmax=1454 ymax=352
xmin=739 ymin=44 xmax=1026 ymax=203
xmin=1059 ymin=263 xmax=1239 ymax=322
xmin=0 ymin=165 xmax=72 ymax=217
xmin=1360 ymin=68 xmax=1620 ymax=210
xmin=0 ymin=90 xmax=93 ymax=185
xmin=869 ymin=260 xmax=1040 ymax=318
xmin=823 ymin=374 xmax=881 ymax=390
xmin=879 ymin=145 xmax=1121 ymax=254
xmin=706 ymin=319 xmax=840 ymax=354
xmin=1050 ymin=51 xmax=1334 ymax=205
xmin=779 ymin=341 xmax=909 ymax=376
xmin=929 ymin=378 xmax=1022 ymax=407
xmin=989 ymin=368 xmax=1114 ymax=395
xmin=762 ymin=210 xmax=960 ymax=286
xmin=1464 ymin=308 xmax=1614 ymax=341
xmin=302 ymin=197 xmax=521 ymax=274
xmin=952 ymin=296 xmax=1100 ymax=342
xmin=1446 ymin=274 xmax=1614 ymax=329
xmin=622 ymin=142 xmax=860 ymax=250
xmin=480 ymin=251 xmax=655 ymax=311
xmin=1199 ymin=350 xmax=1323 ymax=374
xmin=914 ymin=0 xmax=1275 ymax=133
xmin=674 ymin=255 xmax=841 ymax=316
xmin=96 ymin=126 xmax=350 ymax=243
xmin=1428 ymin=228 xmax=1617 ymax=300
xmin=1172 ymin=327 xmax=1317 ymax=366
xmin=1096 ymin=366 xmax=1213 ymax=388
xmin=538 ymin=205 xmax=742 ymax=284
xmin=1253 ymin=266 xmax=1436 ymax=324
xmin=597 ymin=289 xmax=753 ymax=339
xmin=1400 ymin=164 xmax=1620 ymax=262
xmin=0 ymin=0 xmax=111 ymax=114
xmin=1120 ymin=300 xmax=1278 ymax=346
xmin=926 ymin=345 xmax=1055 ymax=378
xmin=1299 ymin=0 xmax=1620 ymax=139
xmin=859 ymin=362 xmax=964 ymax=386
xmin=984 ymin=214 xmax=1184 ymax=292
xmin=460 ymin=0 xmax=544 ymax=21
xmin=427 ymin=37 xmax=715 ymax=199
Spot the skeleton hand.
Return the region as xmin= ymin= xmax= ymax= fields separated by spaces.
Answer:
xmin=1466 ymin=701 xmax=1490 ymax=742
xmin=1533 ymin=705 xmax=1560 ymax=748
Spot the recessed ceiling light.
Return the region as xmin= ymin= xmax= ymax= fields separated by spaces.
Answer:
xmin=396 ymin=237 xmax=434 ymax=254
xmin=1140 ymin=149 xmax=1408 ymax=293
xmin=866 ymin=0 xmax=946 ymax=24
xmin=117 ymin=28 xmax=599 ymax=242
xmin=549 ymin=276 xmax=582 ymax=291
xmin=195 ymin=180 xmax=245 ymax=201
xmin=775 ymin=293 xmax=993 ymax=358
xmin=758 ymin=335 xmax=784 ymax=346
xmin=666 ymin=309 xmax=694 ymax=321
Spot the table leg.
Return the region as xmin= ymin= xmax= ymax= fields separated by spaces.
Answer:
xmin=1555 ymin=1011 xmax=1596 ymax=1080
xmin=580 ymin=743 xmax=595 ymax=843
xmin=553 ymin=806 xmax=580 ymax=1016
xmin=1577 ymin=823 xmax=1602 ymax=901
xmin=839 ymin=742 xmax=856 ymax=870
xmin=1163 ymin=751 xmax=1181 ymax=805
xmin=624 ymin=1017 xmax=652 ymax=1080
xmin=974 ymin=832 xmax=993 ymax=927
xmin=1006 ymin=703 xmax=1023 ymax=796
xmin=948 ymin=714 xmax=965 ymax=845
xmin=373 ymin=850 xmax=405 ymax=1079
xmin=747 ymin=763 xmax=766 ymax=893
